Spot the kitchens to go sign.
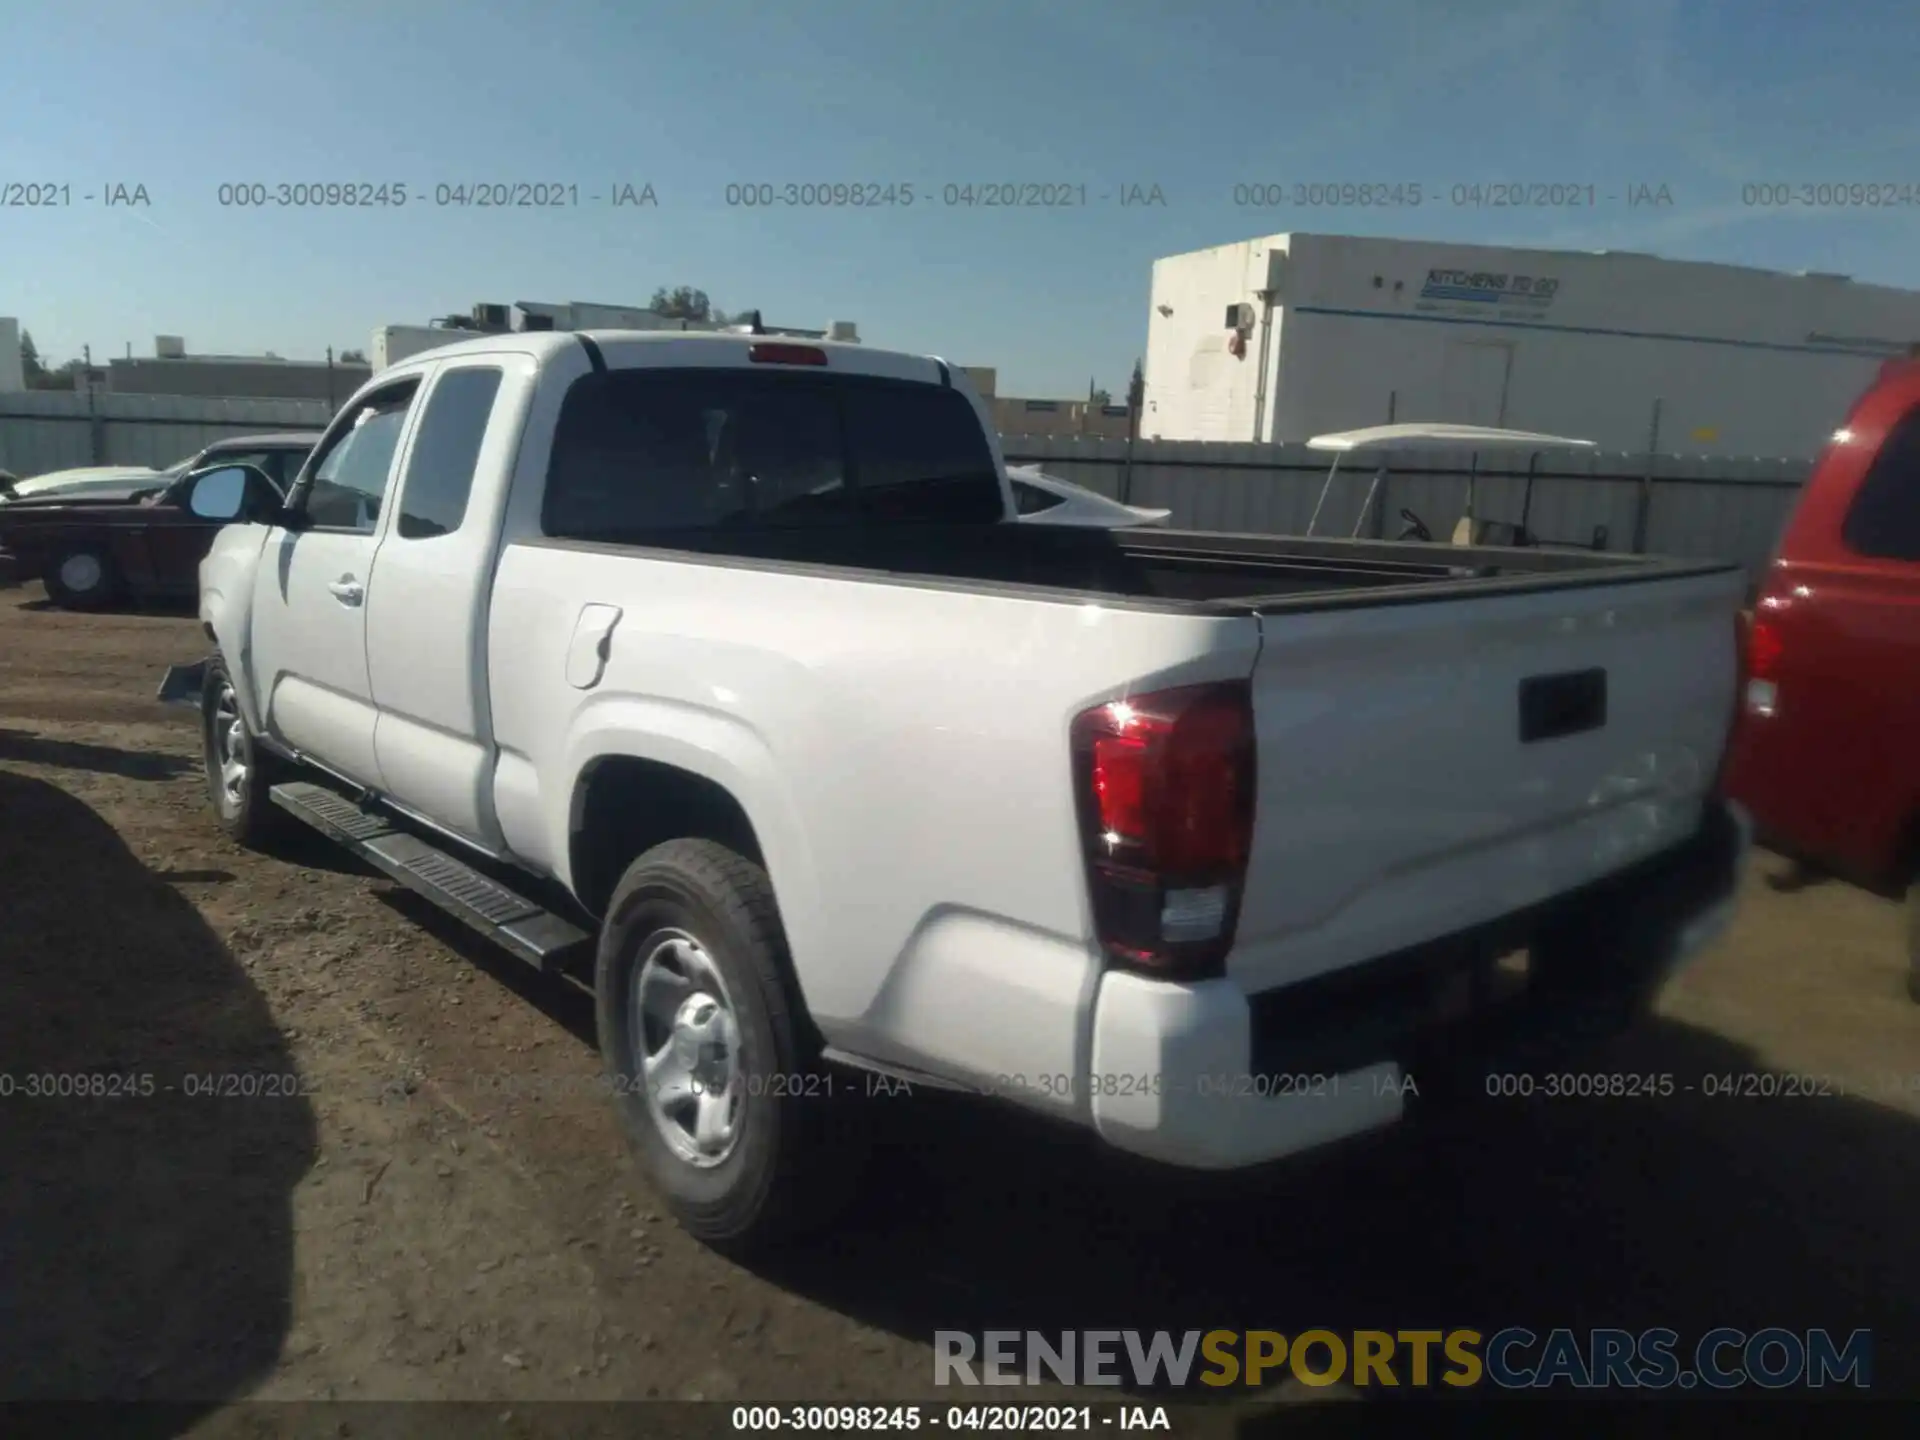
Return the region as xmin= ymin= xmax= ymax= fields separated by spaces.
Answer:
xmin=1417 ymin=270 xmax=1561 ymax=314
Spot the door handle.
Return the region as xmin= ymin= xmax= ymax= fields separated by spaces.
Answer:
xmin=327 ymin=576 xmax=364 ymax=606
xmin=565 ymin=604 xmax=623 ymax=689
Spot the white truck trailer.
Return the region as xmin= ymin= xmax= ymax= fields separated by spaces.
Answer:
xmin=1142 ymin=232 xmax=1920 ymax=459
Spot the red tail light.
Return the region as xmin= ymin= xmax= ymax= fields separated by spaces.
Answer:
xmin=1740 ymin=607 xmax=1784 ymax=724
xmin=748 ymin=343 xmax=828 ymax=366
xmin=1746 ymin=614 xmax=1784 ymax=682
xmin=1069 ymin=682 xmax=1256 ymax=979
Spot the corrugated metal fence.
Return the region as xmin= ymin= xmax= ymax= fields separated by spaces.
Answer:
xmin=0 ymin=391 xmax=334 ymax=477
xmin=1003 ymin=435 xmax=1811 ymax=582
xmin=0 ymin=392 xmax=1809 ymax=581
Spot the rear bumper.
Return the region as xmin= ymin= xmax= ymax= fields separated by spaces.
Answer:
xmin=1088 ymin=799 xmax=1750 ymax=1169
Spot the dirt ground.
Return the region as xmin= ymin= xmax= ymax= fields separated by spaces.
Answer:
xmin=1 ymin=583 xmax=1916 ymax=1427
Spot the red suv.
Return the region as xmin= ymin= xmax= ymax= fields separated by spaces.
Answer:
xmin=1721 ymin=358 xmax=1920 ymax=1001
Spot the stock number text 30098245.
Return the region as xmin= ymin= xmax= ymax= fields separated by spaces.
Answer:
xmin=971 ymin=1072 xmax=1362 ymax=1101
xmin=669 ymin=1070 xmax=1374 ymax=1102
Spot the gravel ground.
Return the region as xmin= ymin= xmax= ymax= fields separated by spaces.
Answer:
xmin=0 ymin=583 xmax=1915 ymax=1428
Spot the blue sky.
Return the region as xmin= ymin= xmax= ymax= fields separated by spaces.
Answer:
xmin=5 ymin=0 xmax=1918 ymax=397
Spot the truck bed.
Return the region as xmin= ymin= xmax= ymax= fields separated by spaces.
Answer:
xmin=547 ymin=520 xmax=1738 ymax=613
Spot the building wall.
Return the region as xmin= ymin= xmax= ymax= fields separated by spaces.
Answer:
xmin=1148 ymin=232 xmax=1920 ymax=457
xmin=1141 ymin=236 xmax=1289 ymax=442
xmin=991 ymin=396 xmax=1131 ymax=439
xmin=372 ymin=326 xmax=485 ymax=371
xmin=106 ymin=356 xmax=372 ymax=404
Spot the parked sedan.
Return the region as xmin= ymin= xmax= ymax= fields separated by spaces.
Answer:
xmin=2 ymin=433 xmax=319 ymax=507
xmin=1 ymin=465 xmax=168 ymax=504
xmin=1007 ymin=465 xmax=1171 ymax=527
xmin=0 ymin=432 xmax=317 ymax=607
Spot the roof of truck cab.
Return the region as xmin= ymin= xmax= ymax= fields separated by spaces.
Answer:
xmin=390 ymin=329 xmax=951 ymax=387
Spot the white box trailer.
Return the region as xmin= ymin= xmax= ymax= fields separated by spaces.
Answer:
xmin=372 ymin=325 xmax=471 ymax=371
xmin=1142 ymin=232 xmax=1920 ymax=458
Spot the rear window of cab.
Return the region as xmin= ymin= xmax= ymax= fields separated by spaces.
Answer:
xmin=542 ymin=369 xmax=1003 ymax=539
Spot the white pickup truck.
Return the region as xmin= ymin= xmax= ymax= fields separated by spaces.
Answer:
xmin=161 ymin=329 xmax=1751 ymax=1252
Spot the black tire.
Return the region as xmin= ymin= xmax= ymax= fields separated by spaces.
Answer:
xmin=201 ymin=654 xmax=288 ymax=849
xmin=44 ymin=545 xmax=121 ymax=610
xmin=594 ymin=838 xmax=865 ymax=1253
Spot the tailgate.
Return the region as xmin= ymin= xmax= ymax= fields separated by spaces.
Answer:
xmin=1229 ymin=567 xmax=1745 ymax=994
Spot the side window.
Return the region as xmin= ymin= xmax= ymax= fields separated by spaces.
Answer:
xmin=1011 ymin=479 xmax=1065 ymax=515
xmin=395 ymin=368 xmax=503 ymax=539
xmin=303 ymin=384 xmax=418 ymax=532
xmin=272 ymin=447 xmax=315 ymax=489
xmin=1842 ymin=403 xmax=1920 ymax=561
xmin=211 ymin=449 xmax=275 ymax=474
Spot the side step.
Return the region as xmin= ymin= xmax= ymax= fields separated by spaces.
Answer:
xmin=268 ymin=780 xmax=594 ymax=973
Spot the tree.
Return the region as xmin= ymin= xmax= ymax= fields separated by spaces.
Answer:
xmin=650 ymin=286 xmax=713 ymax=322
xmin=1126 ymin=358 xmax=1145 ymax=439
xmin=19 ymin=329 xmax=46 ymax=385
xmin=339 ymin=348 xmax=367 ymax=364
xmin=31 ymin=357 xmax=83 ymax=392
xmin=1089 ymin=387 xmax=1112 ymax=407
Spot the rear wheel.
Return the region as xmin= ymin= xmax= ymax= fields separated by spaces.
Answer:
xmin=44 ymin=545 xmax=120 ymax=610
xmin=201 ymin=655 xmax=288 ymax=849
xmin=594 ymin=838 xmax=865 ymax=1254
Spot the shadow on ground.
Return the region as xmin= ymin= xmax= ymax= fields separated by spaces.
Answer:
xmin=0 ymin=728 xmax=192 ymax=781
xmin=9 ymin=594 xmax=196 ymax=618
xmin=378 ymin=888 xmax=599 ymax=1043
xmin=410 ymin=895 xmax=1917 ymax=1400
xmin=753 ymin=1018 xmax=1919 ymax=1399
xmin=0 ymin=770 xmax=316 ymax=1416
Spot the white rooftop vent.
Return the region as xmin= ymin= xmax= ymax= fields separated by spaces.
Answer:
xmin=155 ymin=335 xmax=186 ymax=358
xmin=828 ymin=320 xmax=860 ymax=344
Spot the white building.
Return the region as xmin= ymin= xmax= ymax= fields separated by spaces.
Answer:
xmin=1142 ymin=233 xmax=1920 ymax=457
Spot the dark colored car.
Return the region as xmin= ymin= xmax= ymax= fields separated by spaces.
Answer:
xmin=0 ymin=431 xmax=320 ymax=608
xmin=1719 ymin=358 xmax=1920 ymax=1002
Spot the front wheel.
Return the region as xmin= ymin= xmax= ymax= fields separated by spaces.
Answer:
xmin=45 ymin=545 xmax=121 ymax=610
xmin=594 ymin=838 xmax=866 ymax=1253
xmin=200 ymin=655 xmax=288 ymax=849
